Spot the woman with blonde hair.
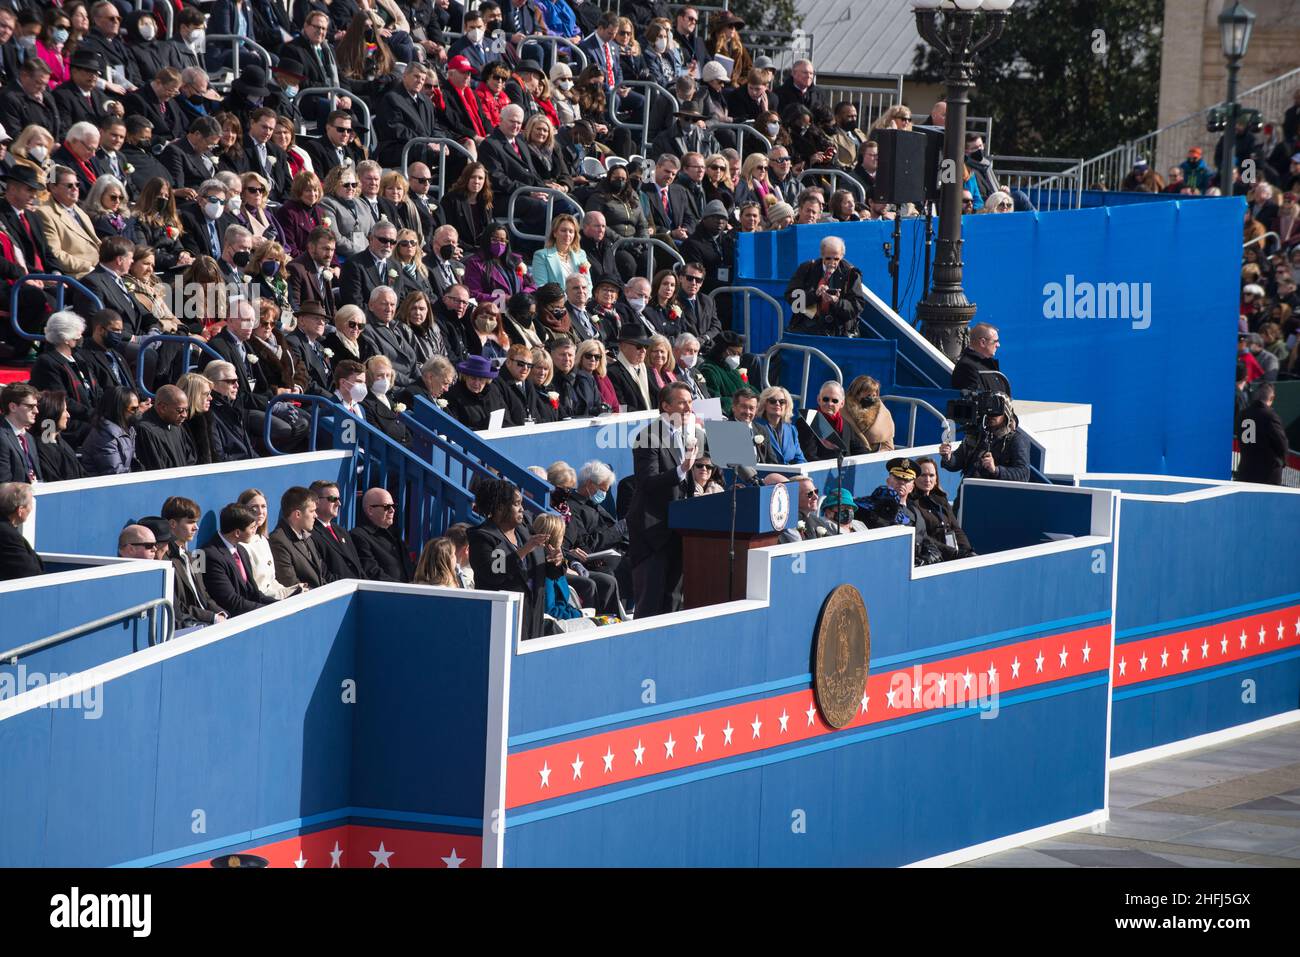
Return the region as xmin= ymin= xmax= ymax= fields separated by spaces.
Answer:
xmin=10 ymin=125 xmax=55 ymax=176
xmin=271 ymin=117 xmax=312 ymax=179
xmin=645 ymin=333 xmax=678 ymax=396
xmin=237 ymin=489 xmax=307 ymax=599
xmin=754 ymin=385 xmax=806 ymax=464
xmin=322 ymin=305 xmax=374 ymax=368
xmin=733 ymin=152 xmax=775 ymax=211
xmin=381 ymin=170 xmax=425 ymax=245
xmin=532 ymin=512 xmax=585 ymax=626
xmin=177 ymin=372 xmax=215 ymax=464
xmin=871 ymin=104 xmax=913 ymax=132
xmin=530 ymin=213 xmax=589 ymax=287
xmin=360 ymin=354 xmax=411 ymax=445
xmin=414 ymin=537 xmax=461 ymax=587
xmin=523 ymin=113 xmax=572 ymax=189
xmin=235 ymin=172 xmax=281 ymax=242
xmin=575 ymin=338 xmax=620 ymax=413
xmin=394 ymin=227 xmax=434 ymax=299
xmin=702 ymin=152 xmax=736 ymax=208
xmin=248 ymin=240 xmax=292 ymax=313
xmin=979 ymin=190 xmax=1015 ymax=214
xmin=843 ymin=374 xmax=895 ymax=452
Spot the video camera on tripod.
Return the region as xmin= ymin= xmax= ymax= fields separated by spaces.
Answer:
xmin=945 ymin=371 xmax=1013 ymax=454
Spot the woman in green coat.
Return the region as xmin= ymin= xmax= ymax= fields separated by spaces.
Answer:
xmin=699 ymin=331 xmax=748 ymax=416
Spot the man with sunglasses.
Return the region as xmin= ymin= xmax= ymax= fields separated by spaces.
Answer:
xmin=309 ymin=480 xmax=367 ymax=581
xmin=404 ymin=161 xmax=438 ymax=239
xmin=339 ymin=222 xmax=410 ymax=311
xmin=491 ymin=343 xmax=551 ymax=427
xmin=672 ymin=6 xmax=708 ymax=78
xmin=301 ymin=109 xmax=365 ymax=179
xmin=351 ymin=487 xmax=414 ymax=583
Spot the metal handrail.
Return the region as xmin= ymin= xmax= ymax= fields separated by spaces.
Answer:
xmin=296 ymin=87 xmax=376 ymax=153
xmin=610 ymin=236 xmax=684 ymax=279
xmin=709 ymin=122 xmax=771 ymax=158
xmin=1 ymin=597 xmax=174 ymax=665
xmin=609 ymin=80 xmax=678 ymax=159
xmin=797 ymin=168 xmax=864 ymax=203
xmin=9 ymin=274 xmax=103 ymax=342
xmin=759 ymin=342 xmax=842 ymax=408
xmin=133 ymin=334 xmax=225 ymax=400
xmin=524 ymin=35 xmax=589 ymax=73
xmin=204 ymin=34 xmax=272 ymax=86
xmin=705 ymin=285 xmax=784 ymax=353
xmin=881 ymin=394 xmax=948 ymax=448
xmin=400 ymin=137 xmax=477 ymax=200
xmin=504 ymin=185 xmax=577 ymax=245
xmin=1245 ymin=231 xmax=1281 ymax=253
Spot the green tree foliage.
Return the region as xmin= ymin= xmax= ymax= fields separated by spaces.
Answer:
xmin=910 ymin=0 xmax=1163 ymax=160
xmin=730 ymin=0 xmax=800 ymax=35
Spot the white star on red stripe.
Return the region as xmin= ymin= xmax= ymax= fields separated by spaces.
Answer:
xmin=539 ymin=762 xmax=552 ymax=788
xmin=663 ymin=733 xmax=676 ymax=758
xmin=778 ymin=709 xmax=789 ymax=733
xmin=722 ymin=722 xmax=734 ymax=745
xmin=571 ymin=754 xmax=583 ymax=780
xmin=1059 ymin=646 xmax=1068 ymax=668
xmin=1118 ymin=657 xmax=1126 ymax=676
xmin=694 ymin=726 xmax=705 ymax=751
xmin=1082 ymin=642 xmax=1091 ymax=663
xmin=1035 ymin=650 xmax=1045 ymax=673
xmin=602 ymin=748 xmax=614 ymax=772
xmin=633 ymin=740 xmax=645 ymax=765
xmin=751 ymin=715 xmax=762 ymax=738
xmin=1011 ymin=656 xmax=1021 ymax=678
xmin=805 ymin=703 xmax=817 ymax=726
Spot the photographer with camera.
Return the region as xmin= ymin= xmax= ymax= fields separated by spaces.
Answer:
xmin=939 ymin=392 xmax=1031 ymax=482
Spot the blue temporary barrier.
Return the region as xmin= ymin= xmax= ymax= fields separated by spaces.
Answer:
xmin=736 ymin=198 xmax=1243 ymax=478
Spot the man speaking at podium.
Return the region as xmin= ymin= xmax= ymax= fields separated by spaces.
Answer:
xmin=628 ymin=380 xmax=702 ymax=618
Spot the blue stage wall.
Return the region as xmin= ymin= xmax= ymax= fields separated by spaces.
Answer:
xmin=736 ymin=199 xmax=1243 ymax=478
xmin=0 ymin=562 xmax=170 ymax=681
xmin=30 ymin=451 xmax=352 ymax=557
xmin=502 ymin=488 xmax=1115 ymax=866
xmin=1083 ymin=483 xmax=1300 ymax=758
xmin=0 ymin=585 xmax=500 ymax=867
xmin=960 ymin=481 xmax=1098 ymax=553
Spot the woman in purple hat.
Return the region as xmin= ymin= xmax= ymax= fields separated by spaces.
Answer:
xmin=443 ymin=354 xmax=507 ymax=431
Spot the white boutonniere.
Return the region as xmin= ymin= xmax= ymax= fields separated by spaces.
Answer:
xmin=753 ymin=433 xmax=764 ymax=445
xmin=247 ymin=354 xmax=259 ymax=364
xmin=797 ymin=520 xmax=806 ymax=531
xmin=321 ymin=216 xmax=332 ymax=227
xmin=388 ymin=268 xmax=398 ymax=278
xmin=268 ymin=155 xmax=278 ymax=166
xmin=815 ymin=527 xmax=828 ymax=537
xmin=124 ymin=163 xmax=134 ymax=175
xmin=393 ymin=402 xmax=407 ymax=413
xmin=436 ymin=398 xmax=449 ymax=408
xmin=323 ymin=347 xmax=334 ymax=358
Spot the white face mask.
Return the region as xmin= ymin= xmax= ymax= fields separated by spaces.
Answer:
xmin=28 ymin=145 xmax=48 ymax=163
xmin=626 ymin=296 xmax=647 ymax=312
xmin=724 ymin=354 xmax=741 ymax=369
xmin=678 ymin=353 xmax=696 ymax=369
xmin=188 ymin=28 xmax=205 ymax=48
xmin=371 ymin=377 xmax=390 ymax=396
xmin=348 ymin=382 xmax=368 ymax=403
xmin=139 ymin=21 xmax=157 ymax=41
xmin=765 ymin=123 xmax=780 ymax=137
xmin=556 ymin=79 xmax=573 ymax=91
xmin=654 ymin=37 xmax=668 ymax=53
xmin=226 ymin=196 xmax=242 ymax=215
xmin=203 ymin=199 xmax=225 ymax=220
xmin=467 ymin=27 xmax=484 ymax=43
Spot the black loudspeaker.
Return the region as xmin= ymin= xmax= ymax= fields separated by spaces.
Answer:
xmin=869 ymin=128 xmax=928 ymax=206
xmin=914 ymin=124 xmax=947 ymax=202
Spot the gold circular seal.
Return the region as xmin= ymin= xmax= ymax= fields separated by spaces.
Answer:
xmin=812 ymin=585 xmax=871 ymax=729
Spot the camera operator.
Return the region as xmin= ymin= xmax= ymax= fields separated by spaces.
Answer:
xmin=939 ymin=393 xmax=1031 ymax=482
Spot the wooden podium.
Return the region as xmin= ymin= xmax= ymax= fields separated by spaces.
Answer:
xmin=670 ymin=484 xmax=791 ymax=609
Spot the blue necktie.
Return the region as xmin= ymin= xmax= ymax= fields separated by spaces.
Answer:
xmin=208 ymin=221 xmax=220 ymax=257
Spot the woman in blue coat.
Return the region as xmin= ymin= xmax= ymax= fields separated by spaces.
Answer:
xmin=529 ymin=213 xmax=590 ymax=289
xmin=80 ymin=386 xmax=139 ymax=476
xmin=754 ymin=385 xmax=807 ymax=465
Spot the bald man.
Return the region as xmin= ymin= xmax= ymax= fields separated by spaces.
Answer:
xmin=117 ymin=524 xmax=157 ymax=559
xmin=351 ymin=487 xmax=414 ymax=582
xmin=135 ymin=384 xmax=197 ymax=471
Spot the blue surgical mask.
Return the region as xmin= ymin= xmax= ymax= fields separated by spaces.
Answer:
xmin=590 ymin=489 xmax=607 ymax=505
xmin=52 ymin=28 xmax=69 ymax=45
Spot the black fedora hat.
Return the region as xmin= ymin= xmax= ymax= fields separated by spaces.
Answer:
xmin=616 ymin=323 xmax=653 ymax=347
xmin=1 ymin=164 xmax=44 ymax=191
xmin=233 ymin=65 xmax=274 ymax=99
xmin=272 ymin=48 xmax=310 ymax=81
xmin=68 ymin=49 xmax=105 ymax=74
xmin=516 ymin=59 xmax=546 ymax=76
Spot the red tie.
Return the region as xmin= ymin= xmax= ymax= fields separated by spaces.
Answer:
xmin=18 ymin=212 xmax=44 ymax=271
xmin=328 ymin=525 xmax=339 ymax=542
xmin=17 ymin=431 xmax=35 ymax=481
xmin=661 ymin=187 xmax=670 ymax=217
xmin=604 ymin=43 xmax=615 ymax=88
xmin=233 ymin=547 xmax=248 ymax=583
xmin=512 ymin=138 xmax=522 ymax=158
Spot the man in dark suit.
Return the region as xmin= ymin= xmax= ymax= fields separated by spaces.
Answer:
xmin=783 ymin=236 xmax=868 ymax=338
xmin=177 ymin=180 xmax=239 ymax=260
xmin=76 ymin=310 xmax=137 ymax=395
xmin=73 ymin=237 xmax=157 ymax=338
xmin=163 ymin=7 xmax=208 ymax=74
xmin=208 ymin=300 xmax=276 ymax=404
xmin=580 ymin=210 xmax=636 ymax=285
xmin=339 ymin=221 xmax=408 ymax=310
xmin=134 ymin=385 xmax=197 ymax=471
xmin=269 ymin=486 xmax=333 ymax=590
xmin=161 ymin=116 xmax=223 ymax=192
xmin=119 ymin=117 xmax=175 ymax=194
xmin=310 ymin=480 xmax=367 ymax=580
xmin=286 ymin=228 xmax=339 ymax=315
xmin=627 ymin=381 xmax=700 ymax=617
xmin=352 ymin=487 xmax=414 ymax=582
xmin=0 ymin=481 xmax=42 ymax=583
xmin=52 ymin=49 xmax=123 ymax=129
xmin=298 ymin=110 xmax=367 ymax=180
xmin=201 ymin=503 xmax=280 ymax=617
xmin=375 ymin=61 xmax=443 ymax=168
xmin=0 ymin=58 xmax=64 ymax=142
xmin=1236 ymin=382 xmax=1290 ymax=485
xmin=447 ymin=8 xmax=492 ymax=73
xmin=77 ymin=3 xmax=144 ymax=89
xmin=478 ymin=104 xmax=553 ymax=223
xmin=0 ymin=384 xmax=43 ymax=485
xmin=773 ymin=58 xmax=828 ymax=115
xmin=426 ymin=224 xmax=467 ymax=297
xmin=285 ymin=9 xmax=340 ymax=121
xmin=161 ymin=496 xmax=227 ymax=628
xmin=641 ymin=154 xmax=693 ymax=245
xmin=240 ymin=107 xmax=293 ymax=201
xmin=51 ymin=124 xmax=106 ymax=196
xmin=285 ymin=302 xmax=334 ymax=397
xmin=675 ymin=260 xmax=722 ymax=343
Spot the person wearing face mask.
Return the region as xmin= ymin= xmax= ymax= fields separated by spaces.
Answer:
xmin=35 ymin=14 xmax=75 ymax=90
xmin=829 ymin=101 xmax=868 ymax=168
xmin=548 ymin=61 xmax=581 ymax=127
xmin=447 ymin=9 xmax=492 ymax=74
xmin=332 ymin=360 xmax=370 ymax=422
xmin=79 ymin=384 xmax=140 ymax=476
xmin=636 ymin=22 xmax=675 ymax=91
xmin=649 ymin=106 xmax=720 ymax=164
xmin=360 ymin=354 xmax=411 ymax=445
xmin=29 ymin=311 xmax=98 ymax=445
xmin=121 ymin=10 xmax=170 ymax=82
xmin=75 ymin=309 xmax=136 ymax=397
xmin=163 ymin=7 xmax=208 ymax=74
xmin=583 ymin=165 xmax=650 ymax=240
xmin=218 ymin=223 xmax=255 ymax=284
xmin=681 ymin=201 xmax=735 ymax=301
xmin=463 ymin=222 xmax=537 ymax=303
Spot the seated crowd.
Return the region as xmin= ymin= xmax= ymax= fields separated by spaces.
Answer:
xmin=0 ymin=3 xmax=1017 ymax=629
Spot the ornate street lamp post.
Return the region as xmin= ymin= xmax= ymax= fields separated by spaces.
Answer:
xmin=912 ymin=0 xmax=1013 ymax=362
xmin=1217 ymin=2 xmax=1256 ymax=191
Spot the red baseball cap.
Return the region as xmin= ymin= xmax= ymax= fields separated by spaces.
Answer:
xmin=447 ymin=55 xmax=478 ymax=75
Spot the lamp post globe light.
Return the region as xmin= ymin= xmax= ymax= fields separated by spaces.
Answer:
xmin=912 ymin=0 xmax=1013 ymax=362
xmin=1217 ymin=1 xmax=1256 ymax=193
